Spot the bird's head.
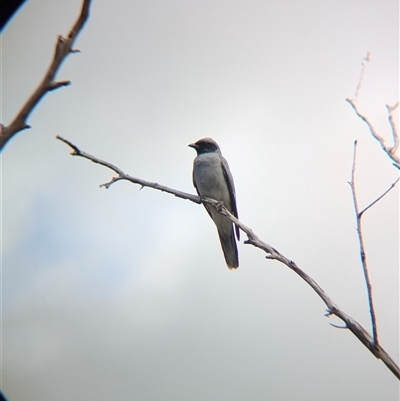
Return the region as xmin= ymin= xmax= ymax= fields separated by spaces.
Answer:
xmin=188 ymin=138 xmax=221 ymax=155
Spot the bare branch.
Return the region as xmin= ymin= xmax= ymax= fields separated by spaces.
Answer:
xmin=348 ymin=141 xmax=380 ymax=348
xmin=387 ymin=102 xmax=399 ymax=157
xmin=57 ymin=135 xmax=400 ymax=380
xmin=0 ymin=0 xmax=93 ymax=150
xmin=346 ymin=99 xmax=400 ymax=165
xmin=56 ymin=135 xmax=201 ymax=204
xmin=346 ymin=55 xmax=399 ymax=166
xmin=48 ymin=80 xmax=71 ymax=91
xmin=360 ymin=176 xmax=400 ymax=216
xmin=351 ymin=52 xmax=370 ymax=102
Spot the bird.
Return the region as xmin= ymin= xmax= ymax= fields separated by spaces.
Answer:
xmin=189 ymin=138 xmax=240 ymax=269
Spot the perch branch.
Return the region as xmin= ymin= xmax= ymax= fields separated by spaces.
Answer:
xmin=57 ymin=135 xmax=400 ymax=380
xmin=55 ymin=136 xmax=201 ymax=203
xmin=0 ymin=0 xmax=93 ymax=150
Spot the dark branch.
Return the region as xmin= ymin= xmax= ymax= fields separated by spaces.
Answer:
xmin=0 ymin=0 xmax=93 ymax=150
xmin=57 ymin=135 xmax=400 ymax=380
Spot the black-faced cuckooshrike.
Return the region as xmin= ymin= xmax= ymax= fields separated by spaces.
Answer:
xmin=189 ymin=138 xmax=240 ymax=269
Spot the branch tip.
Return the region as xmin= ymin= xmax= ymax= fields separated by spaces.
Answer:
xmin=0 ymin=0 xmax=93 ymax=150
xmin=56 ymin=135 xmax=81 ymax=155
xmin=329 ymin=322 xmax=348 ymax=329
xmin=387 ymin=102 xmax=399 ymax=112
xmin=347 ymin=79 xmax=399 ymax=165
xmin=48 ymin=80 xmax=71 ymax=91
xmin=359 ymin=177 xmax=400 ymax=216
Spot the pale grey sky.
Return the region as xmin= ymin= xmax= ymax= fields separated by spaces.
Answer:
xmin=2 ymin=0 xmax=399 ymax=400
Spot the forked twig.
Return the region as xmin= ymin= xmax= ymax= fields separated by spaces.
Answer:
xmin=347 ymin=99 xmax=400 ymax=166
xmin=57 ymin=135 xmax=400 ymax=379
xmin=346 ymin=53 xmax=399 ymax=166
xmin=0 ymin=0 xmax=93 ymax=150
xmin=348 ymin=141 xmax=378 ymax=345
xmin=348 ymin=141 xmax=399 ymax=348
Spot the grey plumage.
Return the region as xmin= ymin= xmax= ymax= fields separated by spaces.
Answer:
xmin=189 ymin=138 xmax=240 ymax=269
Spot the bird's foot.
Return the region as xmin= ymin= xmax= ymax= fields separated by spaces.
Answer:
xmin=215 ymin=200 xmax=225 ymax=212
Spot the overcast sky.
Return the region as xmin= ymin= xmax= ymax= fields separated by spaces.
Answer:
xmin=2 ymin=0 xmax=399 ymax=400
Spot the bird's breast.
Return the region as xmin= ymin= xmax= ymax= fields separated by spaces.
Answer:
xmin=193 ymin=154 xmax=230 ymax=205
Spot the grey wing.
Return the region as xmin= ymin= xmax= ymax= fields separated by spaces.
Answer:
xmin=192 ymin=168 xmax=213 ymax=219
xmin=221 ymin=156 xmax=240 ymax=241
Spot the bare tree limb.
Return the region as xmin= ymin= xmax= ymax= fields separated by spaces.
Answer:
xmin=343 ymin=56 xmax=400 ymax=378
xmin=0 ymin=0 xmax=93 ymax=150
xmin=56 ymin=135 xmax=400 ymax=380
xmin=348 ymin=141 xmax=379 ymax=347
xmin=346 ymin=99 xmax=400 ymax=166
xmin=55 ymin=136 xmax=202 ymax=203
xmin=346 ymin=139 xmax=399 ymax=377
xmin=345 ymin=54 xmax=399 ymax=166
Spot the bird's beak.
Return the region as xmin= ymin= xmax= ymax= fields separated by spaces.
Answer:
xmin=188 ymin=143 xmax=198 ymax=149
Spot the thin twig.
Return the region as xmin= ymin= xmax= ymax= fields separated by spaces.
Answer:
xmin=0 ymin=0 xmax=93 ymax=150
xmin=360 ymin=177 xmax=400 ymax=216
xmin=348 ymin=141 xmax=379 ymax=347
xmin=346 ymin=99 xmax=400 ymax=165
xmin=387 ymin=102 xmax=399 ymax=157
xmin=346 ymin=54 xmax=400 ymax=166
xmin=352 ymin=52 xmax=370 ymax=102
xmin=57 ymin=135 xmax=400 ymax=380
